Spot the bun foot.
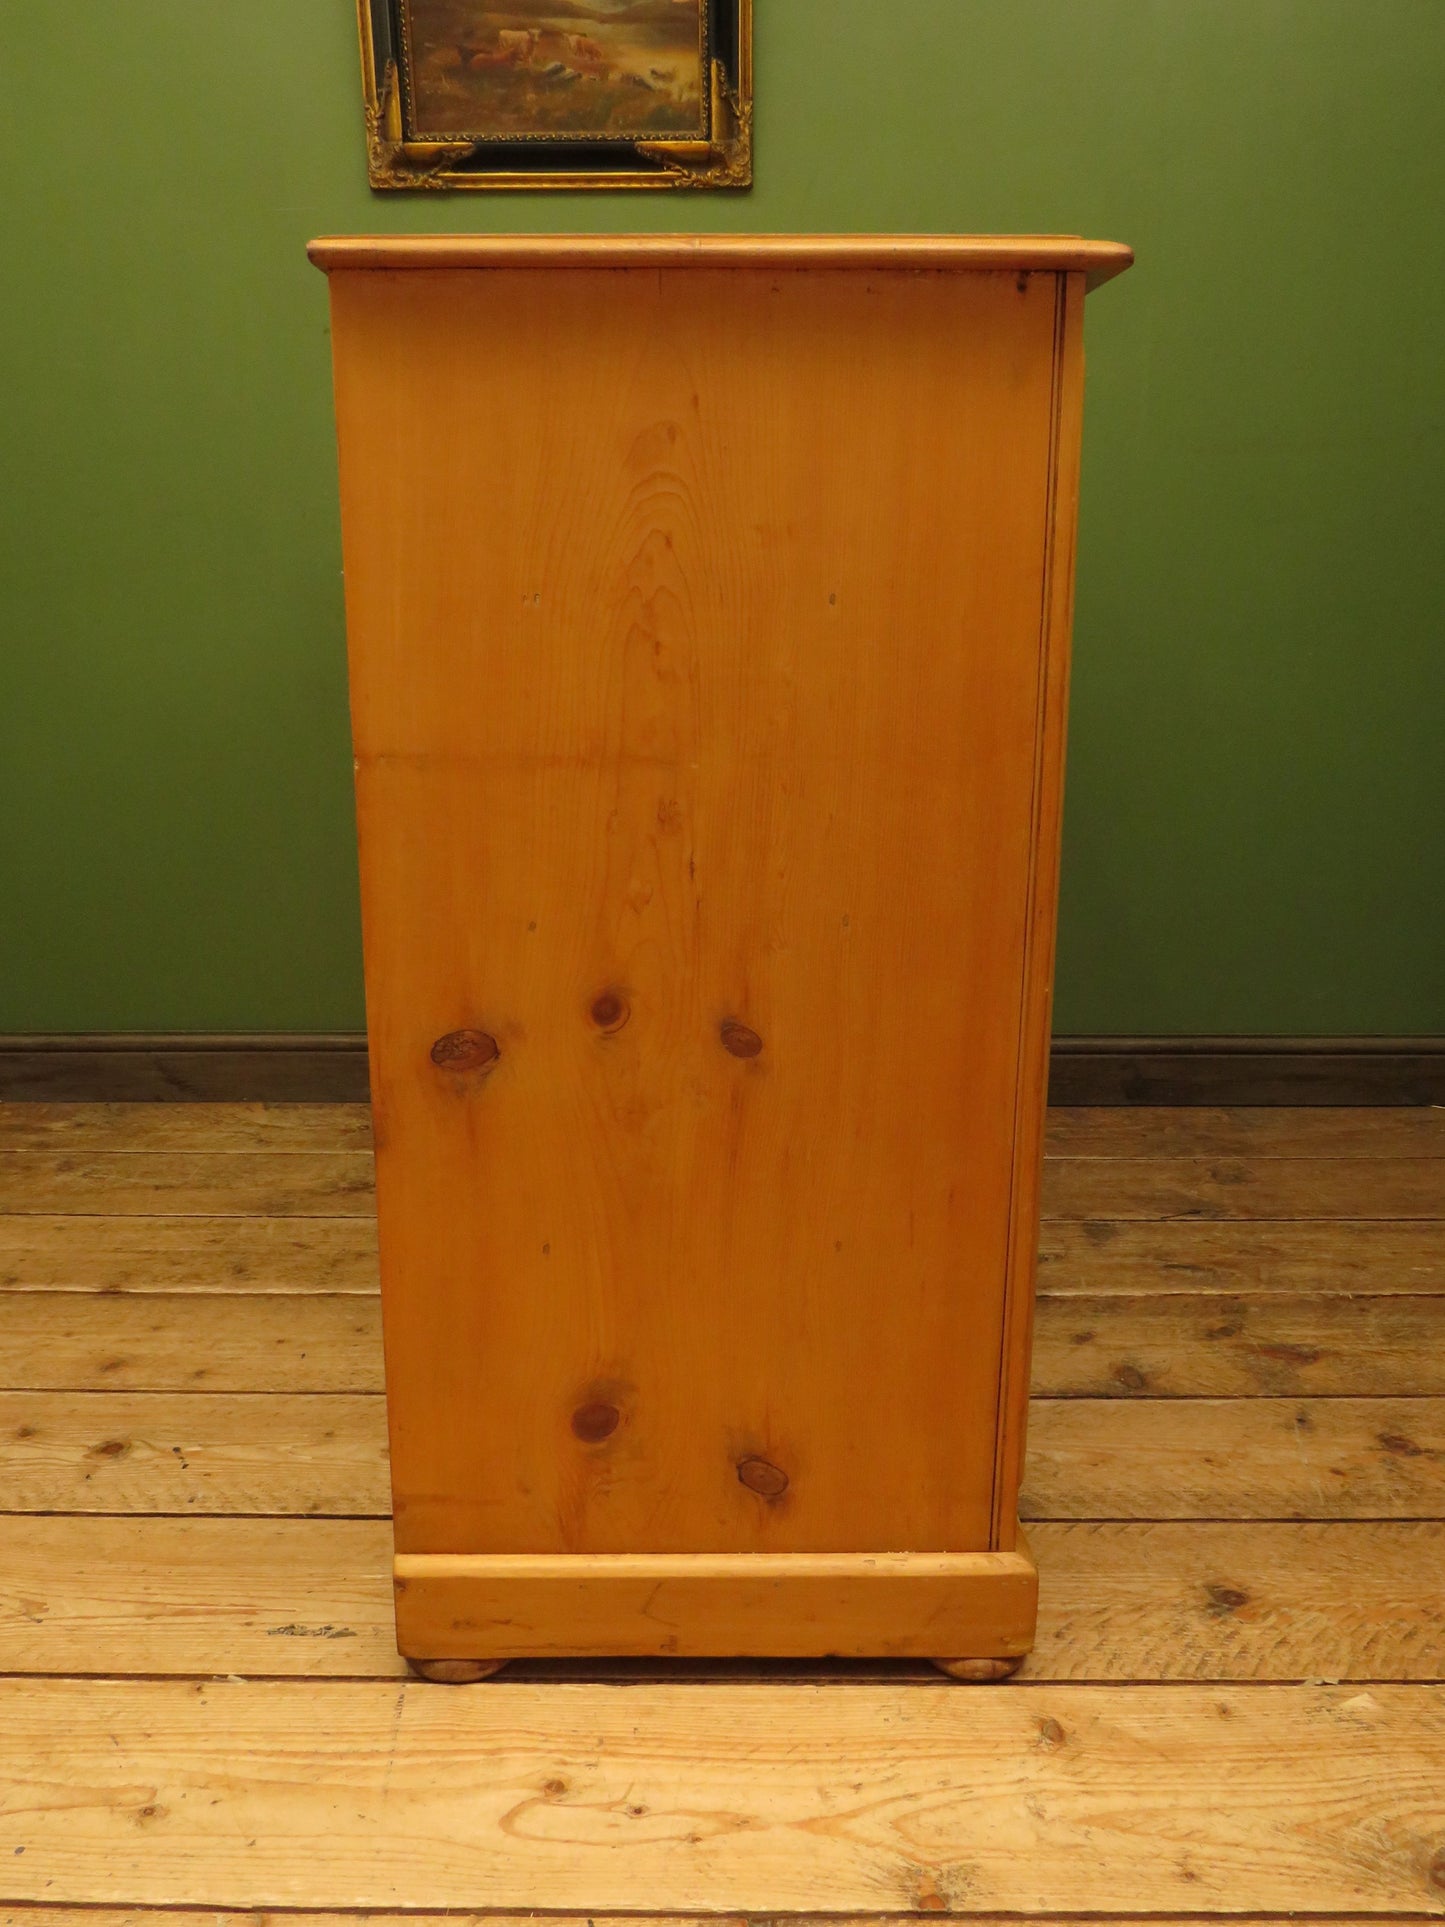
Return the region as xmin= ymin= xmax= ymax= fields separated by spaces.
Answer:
xmin=933 ymin=1655 xmax=1025 ymax=1682
xmin=406 ymin=1656 xmax=506 ymax=1683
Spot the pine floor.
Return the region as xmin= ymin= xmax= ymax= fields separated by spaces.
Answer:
xmin=1 ymin=1101 xmax=1443 ymax=1921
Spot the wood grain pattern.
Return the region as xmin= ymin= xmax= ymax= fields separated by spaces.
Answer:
xmin=1038 ymin=1219 xmax=1445 ymax=1294
xmin=0 ymin=1392 xmax=388 ymax=1515
xmin=6 ymin=1100 xmax=1438 ymax=1159
xmin=0 ymin=1517 xmax=401 ymax=1677
xmin=7 ymin=1390 xmax=1442 ymax=1522
xmin=991 ymin=272 xmax=1086 ymax=1549
xmin=1028 ymin=1520 xmax=1445 ymax=1682
xmin=0 ymin=1103 xmax=373 ymax=1152
xmin=3 ymin=1213 xmax=1438 ymax=1299
xmin=0 ymin=1215 xmax=377 ymax=1293
xmin=393 ymin=1548 xmax=1037 ymax=1662
xmin=1046 ymin=1106 xmax=1445 ymax=1157
xmin=21 ymin=1145 xmax=1433 ymax=1228
xmin=2 ymin=1216 xmax=1438 ymax=1321
xmin=1024 ymin=1397 xmax=1445 ymax=1520
xmin=12 ymin=1285 xmax=1440 ymax=1398
xmin=0 ymin=1152 xmax=374 ymax=1216
xmin=0 ymin=1293 xmax=383 ymax=1393
xmin=8 ymin=1918 xmax=1428 ymax=1927
xmin=4 ymin=1517 xmax=1441 ymax=1683
xmin=3 ymin=1677 xmax=1440 ymax=1911
xmin=331 ymin=261 xmax=1076 ymax=1566
xmin=309 ymin=232 xmax=1136 ymax=285
xmin=0 ymin=1917 xmax=1432 ymax=1927
xmin=1043 ymin=1157 xmax=1445 ymax=1221
xmin=1034 ymin=1292 xmax=1445 ymax=1396
xmin=2 ymin=1102 xmax=1443 ymax=1921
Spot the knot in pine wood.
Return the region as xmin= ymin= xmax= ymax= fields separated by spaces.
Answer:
xmin=720 ymin=1019 xmax=763 ymax=1059
xmin=589 ymin=990 xmax=630 ymax=1033
xmin=429 ymin=1029 xmax=500 ymax=1073
xmin=571 ymin=1401 xmax=621 ymax=1443
xmin=736 ymin=1454 xmax=789 ymax=1499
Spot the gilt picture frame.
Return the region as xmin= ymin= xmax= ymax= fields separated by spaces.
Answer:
xmin=358 ymin=0 xmax=751 ymax=190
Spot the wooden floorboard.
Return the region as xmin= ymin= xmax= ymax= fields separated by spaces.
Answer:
xmin=0 ymin=1150 xmax=376 ymax=1217
xmin=3 ymin=1516 xmax=1441 ymax=1683
xmin=8 ymin=1918 xmax=1429 ymax=1927
xmin=1033 ymin=1291 xmax=1445 ymax=1396
xmin=0 ymin=1516 xmax=402 ymax=1679
xmin=3 ymin=1217 xmax=1441 ymax=1300
xmin=3 ymin=1918 xmax=1437 ymax=1927
xmin=5 ymin=1101 xmax=1442 ymax=1159
xmin=0 ymin=1103 xmax=375 ymax=1152
xmin=0 ymin=1292 xmax=386 ymax=1393
xmin=0 ymin=1391 xmax=390 ymax=1515
xmin=0 ymin=1215 xmax=379 ymax=1292
xmin=1042 ymin=1157 xmax=1445 ymax=1221
xmin=1038 ymin=1219 xmax=1445 ymax=1294
xmin=1044 ymin=1105 xmax=1445 ymax=1157
xmin=3 ymin=1147 xmax=1441 ymax=1223
xmin=0 ymin=1102 xmax=1442 ymax=1919
xmin=5 ymin=1390 xmax=1443 ymax=1519
xmin=1023 ymin=1396 xmax=1445 ymax=1520
xmin=7 ymin=1288 xmax=1445 ymax=1396
xmin=3 ymin=1677 xmax=1442 ymax=1912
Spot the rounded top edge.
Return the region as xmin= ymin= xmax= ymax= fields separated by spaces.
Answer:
xmin=306 ymin=233 xmax=1134 ymax=287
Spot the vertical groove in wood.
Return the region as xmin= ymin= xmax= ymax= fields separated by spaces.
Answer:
xmin=992 ymin=273 xmax=1089 ymax=1550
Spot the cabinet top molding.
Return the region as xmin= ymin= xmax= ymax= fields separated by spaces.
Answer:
xmin=307 ymin=233 xmax=1134 ymax=291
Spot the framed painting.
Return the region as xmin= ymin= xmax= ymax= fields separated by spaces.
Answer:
xmin=358 ymin=0 xmax=751 ymax=190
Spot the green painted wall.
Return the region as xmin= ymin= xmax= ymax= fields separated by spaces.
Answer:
xmin=2 ymin=1 xmax=1441 ymax=1035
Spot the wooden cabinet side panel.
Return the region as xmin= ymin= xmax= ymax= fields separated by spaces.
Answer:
xmin=992 ymin=273 xmax=1088 ymax=1546
xmin=326 ymin=265 xmax=1060 ymax=1557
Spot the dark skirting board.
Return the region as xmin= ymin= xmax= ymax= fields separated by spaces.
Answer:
xmin=1048 ymin=1036 xmax=1445 ymax=1106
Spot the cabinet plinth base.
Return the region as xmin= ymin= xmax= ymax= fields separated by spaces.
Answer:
xmin=394 ymin=1544 xmax=1037 ymax=1664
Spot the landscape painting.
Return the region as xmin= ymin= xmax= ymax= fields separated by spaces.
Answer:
xmin=400 ymin=0 xmax=707 ymax=140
